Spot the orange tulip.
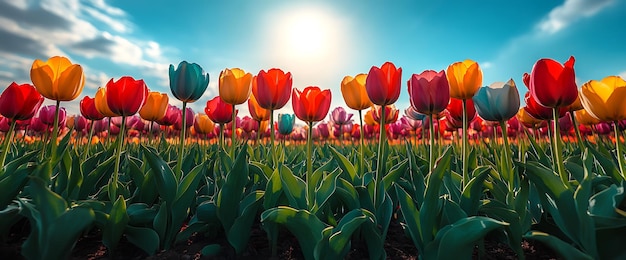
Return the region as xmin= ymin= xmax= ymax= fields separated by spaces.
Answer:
xmin=373 ymin=105 xmax=399 ymax=125
xmin=446 ymin=59 xmax=483 ymax=100
xmin=30 ymin=56 xmax=85 ymax=101
xmin=341 ymin=74 xmax=372 ymax=110
xmin=574 ymin=108 xmax=600 ymax=126
xmin=219 ymin=68 xmax=253 ymax=105
xmin=194 ymin=113 xmax=215 ymax=134
xmin=94 ymin=87 xmax=117 ymax=117
xmin=516 ymin=108 xmax=545 ymax=129
xmin=364 ymin=108 xmax=377 ymax=126
xmin=139 ymin=92 xmax=169 ymax=122
xmin=248 ymin=83 xmax=270 ymax=121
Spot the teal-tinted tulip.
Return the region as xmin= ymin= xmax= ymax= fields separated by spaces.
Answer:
xmin=472 ymin=79 xmax=520 ymax=122
xmin=277 ymin=114 xmax=295 ymax=135
xmin=169 ymin=61 xmax=210 ymax=103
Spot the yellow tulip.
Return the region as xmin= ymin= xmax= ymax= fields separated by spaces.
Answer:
xmin=219 ymin=68 xmax=253 ymax=105
xmin=341 ymin=74 xmax=372 ymax=111
xmin=574 ymin=108 xmax=600 ymax=126
xmin=139 ymin=92 xmax=169 ymax=122
xmin=30 ymin=56 xmax=85 ymax=101
xmin=516 ymin=108 xmax=544 ymax=129
xmin=580 ymin=76 xmax=626 ymax=122
xmin=446 ymin=60 xmax=483 ymax=100
xmin=94 ymin=87 xmax=118 ymax=117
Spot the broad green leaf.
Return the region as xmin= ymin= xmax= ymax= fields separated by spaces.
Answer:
xmin=125 ymin=226 xmax=159 ymax=256
xmin=261 ymin=206 xmax=327 ymax=260
xmin=329 ymin=145 xmax=358 ymax=183
xmin=44 ymin=207 xmax=95 ymax=260
xmin=314 ymin=209 xmax=368 ymax=260
xmin=279 ymin=165 xmax=307 ymax=210
xmin=0 ymin=165 xmax=30 ymax=210
xmin=424 ymin=216 xmax=508 ymax=260
xmin=102 ymin=195 xmax=129 ymax=252
xmin=460 ymin=166 xmax=490 ymax=215
xmin=524 ymin=231 xmax=592 ymax=260
xmin=217 ymin=146 xmax=249 ymax=232
xmin=383 ymin=159 xmax=408 ymax=191
xmin=395 ymin=184 xmax=424 ymax=253
xmin=420 ymin=147 xmax=452 ymax=245
xmin=227 ymin=191 xmax=264 ymax=254
xmin=313 ymin=168 xmax=340 ymax=213
xmin=141 ymin=146 xmax=177 ymax=203
xmin=201 ymin=244 xmax=221 ymax=257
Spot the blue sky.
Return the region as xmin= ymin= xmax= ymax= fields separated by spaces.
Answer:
xmin=1 ymin=0 xmax=625 ymax=120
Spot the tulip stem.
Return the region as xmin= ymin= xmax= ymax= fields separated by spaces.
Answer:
xmin=176 ymin=102 xmax=187 ymax=180
xmin=82 ymin=120 xmax=95 ymax=162
xmin=50 ymin=100 xmax=61 ymax=160
xmin=231 ymin=104 xmax=236 ymax=158
xmin=429 ymin=114 xmax=435 ymax=173
xmin=613 ymin=122 xmax=626 ymax=179
xmin=306 ymin=121 xmax=313 ymax=210
xmin=552 ymin=108 xmax=569 ymax=187
xmin=110 ymin=115 xmax=126 ymax=202
xmin=570 ymin=111 xmax=585 ymax=150
xmin=359 ymin=110 xmax=365 ymax=177
xmin=219 ymin=123 xmax=224 ymax=151
xmin=270 ymin=110 xmax=277 ymax=167
xmin=374 ymin=106 xmax=386 ymax=208
xmin=0 ymin=120 xmax=17 ymax=172
xmin=462 ymin=99 xmax=469 ymax=187
xmin=500 ymin=121 xmax=514 ymax=192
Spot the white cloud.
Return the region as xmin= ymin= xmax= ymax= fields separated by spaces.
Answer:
xmin=619 ymin=71 xmax=626 ymax=79
xmin=537 ymin=0 xmax=614 ymax=34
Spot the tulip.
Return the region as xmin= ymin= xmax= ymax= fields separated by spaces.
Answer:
xmin=447 ymin=60 xmax=482 ymax=100
xmin=446 ymin=59 xmax=482 ymax=187
xmin=253 ymin=69 xmax=293 ymax=110
xmin=241 ymin=116 xmax=259 ymax=134
xmin=219 ymin=68 xmax=253 ymax=105
xmin=373 ymin=105 xmax=399 ymax=125
xmin=194 ymin=113 xmax=215 ymax=135
xmin=139 ymin=92 xmax=169 ymax=122
xmin=71 ymin=115 xmax=89 ymax=133
xmin=277 ymin=114 xmax=296 ymax=136
xmin=157 ymin=105 xmax=179 ymax=126
xmin=169 ymin=61 xmax=210 ymax=103
xmin=365 ymin=62 xmax=402 ymax=106
xmin=174 ymin=107 xmax=195 ymax=131
xmin=580 ymin=76 xmax=626 ymax=122
xmin=471 ymin=79 xmax=520 ymax=122
xmin=105 ymin=77 xmax=149 ymax=117
xmin=364 ymin=109 xmax=376 ymax=126
xmin=205 ymin=96 xmax=234 ymax=148
xmin=80 ymin=96 xmax=104 ymax=121
xmin=292 ymin=86 xmax=332 ymax=123
xmin=330 ymin=107 xmax=353 ymax=126
xmin=317 ymin=122 xmax=330 ymax=139
xmin=0 ymin=82 xmax=44 ymax=121
xmin=253 ymin=68 xmax=293 ymax=165
xmin=446 ymin=98 xmax=476 ymax=125
xmin=39 ymin=105 xmax=66 ymax=127
xmin=30 ymin=56 xmax=85 ymax=102
xmin=574 ymin=109 xmax=600 ymax=126
xmin=580 ymin=75 xmax=626 ymax=176
xmin=248 ymin=92 xmax=270 ymax=122
xmin=94 ymin=88 xmax=118 ymax=118
xmin=408 ymin=70 xmax=450 ymax=116
xmin=517 ymin=108 xmax=545 ymax=129
xmin=527 ymin=56 xmax=577 ymax=109
xmin=523 ymin=92 xmax=567 ymax=121
xmin=341 ymin=74 xmax=372 ymax=110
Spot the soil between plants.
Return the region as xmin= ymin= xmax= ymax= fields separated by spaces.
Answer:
xmin=0 ymin=218 xmax=559 ymax=260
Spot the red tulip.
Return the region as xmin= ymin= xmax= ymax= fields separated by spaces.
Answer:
xmin=373 ymin=105 xmax=400 ymax=125
xmin=292 ymin=86 xmax=332 ymax=123
xmin=156 ymin=105 xmax=179 ymax=126
xmin=0 ymin=82 xmax=44 ymax=121
xmin=205 ymin=96 xmax=233 ymax=124
xmin=523 ymin=92 xmax=567 ymax=121
xmin=253 ymin=69 xmax=293 ymax=110
xmin=528 ymin=56 xmax=577 ymax=108
xmin=105 ymin=76 xmax=149 ymax=116
xmin=80 ymin=95 xmax=105 ymax=121
xmin=408 ymin=70 xmax=450 ymax=115
xmin=365 ymin=62 xmax=402 ymax=106
xmin=39 ymin=105 xmax=66 ymax=127
xmin=445 ymin=98 xmax=476 ymax=124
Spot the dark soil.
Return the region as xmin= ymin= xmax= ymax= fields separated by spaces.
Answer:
xmin=0 ymin=218 xmax=559 ymax=260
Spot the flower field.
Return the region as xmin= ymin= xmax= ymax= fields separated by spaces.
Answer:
xmin=1 ymin=56 xmax=626 ymax=260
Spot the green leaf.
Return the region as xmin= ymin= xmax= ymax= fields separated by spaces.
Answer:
xmin=102 ymin=195 xmax=129 ymax=252
xmin=383 ymin=159 xmax=408 ymax=192
xmin=329 ymin=145 xmax=358 ymax=183
xmin=420 ymin=147 xmax=452 ymax=245
xmin=126 ymin=226 xmax=160 ymax=256
xmin=460 ymin=166 xmax=490 ymax=215
xmin=217 ymin=146 xmax=249 ymax=232
xmin=395 ymin=184 xmax=424 ymax=253
xmin=314 ymin=209 xmax=368 ymax=260
xmin=313 ymin=168 xmax=340 ymax=213
xmin=0 ymin=165 xmax=30 ymax=210
xmin=261 ymin=206 xmax=327 ymax=260
xmin=227 ymin=191 xmax=264 ymax=254
xmin=44 ymin=207 xmax=95 ymax=260
xmin=279 ymin=165 xmax=307 ymax=210
xmin=201 ymin=244 xmax=221 ymax=257
xmin=424 ymin=216 xmax=508 ymax=260
xmin=142 ymin=145 xmax=177 ymax=204
xmin=524 ymin=231 xmax=593 ymax=260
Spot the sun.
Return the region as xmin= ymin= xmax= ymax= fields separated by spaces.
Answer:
xmin=271 ymin=6 xmax=339 ymax=60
